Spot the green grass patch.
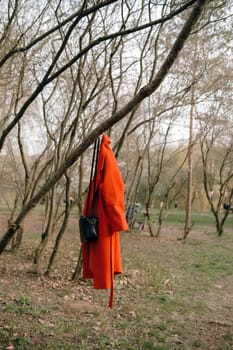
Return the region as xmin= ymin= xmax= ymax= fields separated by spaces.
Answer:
xmin=2 ymin=294 xmax=49 ymax=318
xmin=160 ymin=210 xmax=233 ymax=227
xmin=0 ymin=328 xmax=31 ymax=350
xmin=222 ymin=332 xmax=233 ymax=341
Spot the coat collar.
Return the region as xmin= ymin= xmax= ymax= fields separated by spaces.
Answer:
xmin=101 ymin=133 xmax=110 ymax=146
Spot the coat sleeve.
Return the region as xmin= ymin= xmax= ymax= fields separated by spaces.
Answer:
xmin=100 ymin=147 xmax=128 ymax=234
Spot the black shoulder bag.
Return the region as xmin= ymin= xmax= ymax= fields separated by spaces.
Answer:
xmin=79 ymin=137 xmax=100 ymax=243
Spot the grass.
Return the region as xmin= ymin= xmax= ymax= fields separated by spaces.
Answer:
xmin=223 ymin=332 xmax=233 ymax=341
xmin=2 ymin=204 xmax=232 ymax=226
xmin=0 ymin=213 xmax=233 ymax=349
xmin=176 ymin=237 xmax=233 ymax=280
xmin=163 ymin=210 xmax=233 ymax=226
xmin=0 ymin=204 xmax=80 ymax=217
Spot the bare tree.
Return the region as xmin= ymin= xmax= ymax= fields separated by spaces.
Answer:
xmin=199 ymin=115 xmax=233 ymax=236
xmin=155 ymin=145 xmax=189 ymax=237
xmin=0 ymin=0 xmax=212 ymax=254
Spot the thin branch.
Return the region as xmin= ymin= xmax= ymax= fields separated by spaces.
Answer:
xmin=0 ymin=0 xmax=117 ymax=67
xmin=0 ymin=0 xmax=198 ymax=151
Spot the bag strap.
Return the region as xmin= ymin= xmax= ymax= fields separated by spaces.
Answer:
xmin=92 ymin=136 xmax=100 ymax=215
xmin=85 ymin=137 xmax=100 ymax=216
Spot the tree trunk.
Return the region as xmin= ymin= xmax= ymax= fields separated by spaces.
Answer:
xmin=72 ymin=246 xmax=82 ymax=281
xmin=145 ymin=201 xmax=153 ymax=237
xmin=183 ymin=32 xmax=198 ymax=241
xmin=33 ymin=187 xmax=56 ymax=265
xmin=45 ymin=175 xmax=71 ymax=275
xmin=155 ymin=202 xmax=164 ymax=238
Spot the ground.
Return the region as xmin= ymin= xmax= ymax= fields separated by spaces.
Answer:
xmin=0 ymin=213 xmax=233 ymax=349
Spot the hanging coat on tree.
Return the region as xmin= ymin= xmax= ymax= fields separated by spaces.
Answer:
xmin=82 ymin=133 xmax=128 ymax=308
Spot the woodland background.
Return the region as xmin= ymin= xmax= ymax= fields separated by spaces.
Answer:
xmin=0 ymin=0 xmax=232 ymax=252
xmin=0 ymin=1 xmax=233 ymax=348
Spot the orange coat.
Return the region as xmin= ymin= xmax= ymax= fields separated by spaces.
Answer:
xmin=82 ymin=134 xmax=128 ymax=307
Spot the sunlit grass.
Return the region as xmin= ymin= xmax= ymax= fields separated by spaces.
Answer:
xmin=163 ymin=210 xmax=233 ymax=227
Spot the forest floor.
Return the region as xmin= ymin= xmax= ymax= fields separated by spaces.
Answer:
xmin=0 ymin=212 xmax=233 ymax=349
